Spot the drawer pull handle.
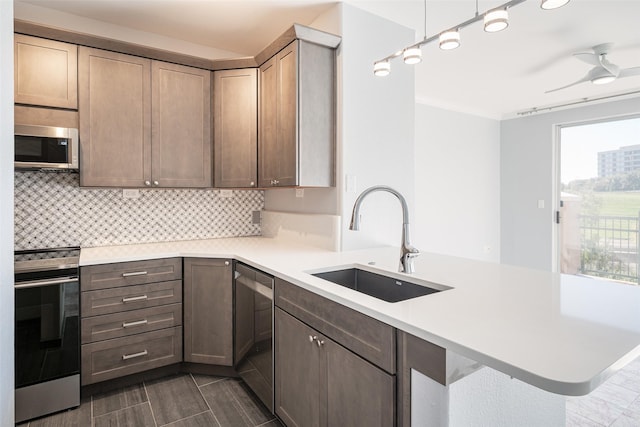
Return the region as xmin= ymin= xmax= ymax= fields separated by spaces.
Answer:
xmin=122 ymin=271 xmax=148 ymax=277
xmin=122 ymin=295 xmax=148 ymax=303
xmin=122 ymin=350 xmax=148 ymax=360
xmin=122 ymin=319 xmax=148 ymax=328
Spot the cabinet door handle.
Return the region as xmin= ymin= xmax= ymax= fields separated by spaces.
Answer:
xmin=309 ymin=335 xmax=317 ymax=343
xmin=250 ymin=181 xmax=255 ymax=186
xmin=122 ymin=295 xmax=148 ymax=303
xmin=316 ymin=339 xmax=325 ymax=347
xmin=122 ymin=271 xmax=148 ymax=277
xmin=144 ymin=181 xmax=151 ymax=186
xmin=122 ymin=319 xmax=148 ymax=328
xmin=153 ymin=181 xmax=159 ymax=186
xmin=122 ymin=350 xmax=148 ymax=360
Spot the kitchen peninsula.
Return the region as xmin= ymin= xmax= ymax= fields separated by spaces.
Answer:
xmin=79 ymin=225 xmax=640 ymax=426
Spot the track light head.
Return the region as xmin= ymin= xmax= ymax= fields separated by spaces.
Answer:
xmin=373 ymin=60 xmax=391 ymax=77
xmin=541 ymin=0 xmax=570 ymax=10
xmin=403 ymin=47 xmax=422 ymax=65
xmin=439 ymin=30 xmax=461 ymax=50
xmin=484 ymin=9 xmax=509 ymax=32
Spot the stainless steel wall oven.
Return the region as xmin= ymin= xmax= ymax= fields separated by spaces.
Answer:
xmin=14 ymin=247 xmax=81 ymax=423
xmin=234 ymin=262 xmax=274 ymax=413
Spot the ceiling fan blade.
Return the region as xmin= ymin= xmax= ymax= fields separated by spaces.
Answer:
xmin=619 ymin=66 xmax=640 ymax=78
xmin=599 ymin=57 xmax=620 ymax=76
xmin=545 ymin=74 xmax=591 ymax=93
xmin=573 ymin=52 xmax=600 ymax=66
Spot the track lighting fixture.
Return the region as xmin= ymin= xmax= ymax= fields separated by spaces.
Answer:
xmin=484 ymin=9 xmax=509 ymax=32
xmin=373 ymin=60 xmax=391 ymax=77
xmin=373 ymin=0 xmax=570 ymax=76
xmin=439 ymin=30 xmax=460 ymax=50
xmin=540 ymin=0 xmax=570 ymax=10
xmin=403 ymin=47 xmax=422 ymax=64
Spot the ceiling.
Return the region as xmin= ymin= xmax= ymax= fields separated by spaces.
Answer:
xmin=14 ymin=0 xmax=640 ymax=119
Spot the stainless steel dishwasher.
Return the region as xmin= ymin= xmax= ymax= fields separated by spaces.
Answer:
xmin=234 ymin=262 xmax=274 ymax=413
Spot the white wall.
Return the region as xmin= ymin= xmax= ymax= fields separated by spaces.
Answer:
xmin=0 ymin=1 xmax=14 ymax=424
xmin=339 ymin=4 xmax=415 ymax=251
xmin=414 ymin=103 xmax=501 ymax=262
xmin=265 ymin=3 xmax=416 ymax=252
xmin=501 ymin=97 xmax=640 ymax=271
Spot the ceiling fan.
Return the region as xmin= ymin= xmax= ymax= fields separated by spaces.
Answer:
xmin=546 ymin=43 xmax=640 ymax=93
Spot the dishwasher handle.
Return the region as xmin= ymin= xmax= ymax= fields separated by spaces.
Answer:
xmin=235 ymin=274 xmax=273 ymax=301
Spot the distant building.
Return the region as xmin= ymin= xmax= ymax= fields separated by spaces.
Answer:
xmin=598 ymin=144 xmax=640 ymax=177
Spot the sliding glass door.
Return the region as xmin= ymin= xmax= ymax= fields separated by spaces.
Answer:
xmin=557 ymin=115 xmax=640 ymax=285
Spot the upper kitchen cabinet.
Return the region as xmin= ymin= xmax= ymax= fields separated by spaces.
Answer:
xmin=152 ymin=61 xmax=212 ymax=188
xmin=14 ymin=34 xmax=78 ymax=109
xmin=258 ymin=40 xmax=335 ymax=188
xmin=79 ymin=47 xmax=212 ymax=187
xmin=79 ymin=47 xmax=151 ymax=187
xmin=213 ymin=68 xmax=258 ymax=188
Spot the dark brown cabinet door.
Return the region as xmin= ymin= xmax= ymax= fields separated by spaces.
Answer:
xmin=183 ymin=258 xmax=233 ymax=365
xmin=152 ymin=61 xmax=212 ymax=188
xmin=275 ymin=308 xmax=322 ymax=427
xmin=258 ymin=42 xmax=298 ymax=188
xmin=79 ymin=47 xmax=151 ymax=187
xmin=14 ymin=34 xmax=78 ymax=109
xmin=258 ymin=40 xmax=335 ymax=188
xmin=275 ymin=42 xmax=298 ymax=187
xmin=214 ymin=68 xmax=258 ymax=188
xmin=275 ymin=307 xmax=394 ymax=427
xmin=325 ymin=339 xmax=395 ymax=427
xmin=258 ymin=56 xmax=279 ymax=187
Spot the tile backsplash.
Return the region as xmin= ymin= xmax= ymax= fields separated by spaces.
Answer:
xmin=14 ymin=171 xmax=263 ymax=250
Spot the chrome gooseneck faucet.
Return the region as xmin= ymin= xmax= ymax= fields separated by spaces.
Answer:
xmin=349 ymin=185 xmax=420 ymax=274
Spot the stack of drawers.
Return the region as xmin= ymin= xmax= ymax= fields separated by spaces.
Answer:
xmin=80 ymin=258 xmax=183 ymax=385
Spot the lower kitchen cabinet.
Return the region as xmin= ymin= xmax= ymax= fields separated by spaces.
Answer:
xmin=275 ymin=308 xmax=395 ymax=427
xmin=81 ymin=327 xmax=182 ymax=385
xmin=80 ymin=258 xmax=184 ymax=386
xmin=183 ymin=258 xmax=233 ymax=365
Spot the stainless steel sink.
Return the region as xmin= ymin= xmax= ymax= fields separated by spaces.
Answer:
xmin=312 ymin=268 xmax=444 ymax=303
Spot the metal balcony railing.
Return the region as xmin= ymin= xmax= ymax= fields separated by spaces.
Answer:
xmin=579 ymin=214 xmax=639 ymax=285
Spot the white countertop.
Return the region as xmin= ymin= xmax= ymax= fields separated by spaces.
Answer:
xmin=80 ymin=236 xmax=640 ymax=396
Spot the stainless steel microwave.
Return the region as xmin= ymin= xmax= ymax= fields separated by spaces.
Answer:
xmin=15 ymin=124 xmax=79 ymax=170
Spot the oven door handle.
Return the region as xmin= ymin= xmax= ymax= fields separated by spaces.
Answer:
xmin=14 ymin=276 xmax=78 ymax=289
xmin=236 ymin=274 xmax=273 ymax=301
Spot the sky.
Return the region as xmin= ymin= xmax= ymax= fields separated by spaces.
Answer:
xmin=561 ymin=115 xmax=640 ymax=184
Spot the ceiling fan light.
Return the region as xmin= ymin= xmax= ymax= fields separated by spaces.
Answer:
xmin=439 ymin=30 xmax=460 ymax=50
xmin=373 ymin=60 xmax=391 ymax=77
xmin=403 ymin=47 xmax=422 ymax=65
xmin=541 ymin=0 xmax=570 ymax=10
xmin=484 ymin=9 xmax=509 ymax=32
xmin=591 ymin=75 xmax=616 ymax=85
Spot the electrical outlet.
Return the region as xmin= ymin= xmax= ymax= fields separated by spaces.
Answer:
xmin=122 ymin=189 xmax=140 ymax=199
xmin=219 ymin=190 xmax=233 ymax=198
xmin=252 ymin=211 xmax=261 ymax=225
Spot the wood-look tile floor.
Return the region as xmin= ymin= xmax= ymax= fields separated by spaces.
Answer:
xmin=19 ymin=374 xmax=283 ymax=427
xmin=18 ymin=357 xmax=640 ymax=426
